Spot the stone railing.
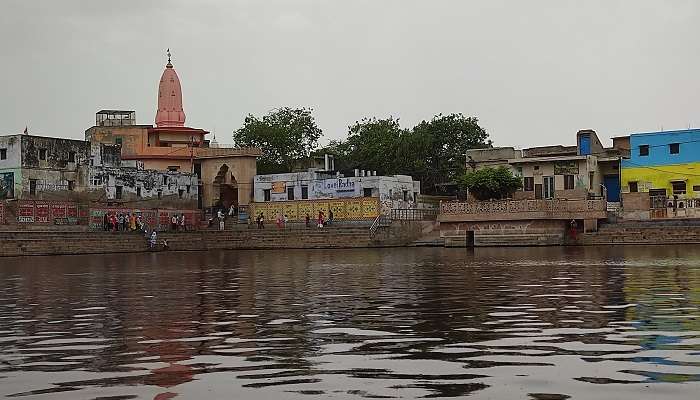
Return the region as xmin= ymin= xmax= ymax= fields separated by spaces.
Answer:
xmin=439 ymin=199 xmax=607 ymax=222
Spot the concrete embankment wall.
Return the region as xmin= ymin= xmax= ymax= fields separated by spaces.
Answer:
xmin=0 ymin=224 xmax=421 ymax=257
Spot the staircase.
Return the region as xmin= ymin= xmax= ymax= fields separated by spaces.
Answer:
xmin=583 ymin=219 xmax=700 ymax=245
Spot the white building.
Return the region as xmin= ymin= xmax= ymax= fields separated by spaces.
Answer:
xmin=253 ymin=170 xmax=420 ymax=214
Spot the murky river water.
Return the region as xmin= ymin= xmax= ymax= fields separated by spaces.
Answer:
xmin=1 ymin=246 xmax=700 ymax=399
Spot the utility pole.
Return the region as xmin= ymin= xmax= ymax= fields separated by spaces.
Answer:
xmin=190 ymin=135 xmax=194 ymax=174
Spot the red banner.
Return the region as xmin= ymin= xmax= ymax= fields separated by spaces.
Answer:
xmin=67 ymin=204 xmax=78 ymax=218
xmin=35 ymin=202 xmax=50 ymax=223
xmin=17 ymin=201 xmax=34 ymax=223
xmin=51 ymin=203 xmax=67 ymax=219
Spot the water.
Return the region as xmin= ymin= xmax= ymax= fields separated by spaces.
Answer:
xmin=1 ymin=246 xmax=699 ymax=399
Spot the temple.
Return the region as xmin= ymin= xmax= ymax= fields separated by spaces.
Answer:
xmin=85 ymin=51 xmax=261 ymax=214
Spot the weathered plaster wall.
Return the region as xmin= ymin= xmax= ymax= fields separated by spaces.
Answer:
xmin=87 ymin=166 xmax=198 ymax=208
xmin=85 ymin=125 xmax=150 ymax=157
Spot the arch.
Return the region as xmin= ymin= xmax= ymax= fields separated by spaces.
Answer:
xmin=212 ymin=164 xmax=238 ymax=210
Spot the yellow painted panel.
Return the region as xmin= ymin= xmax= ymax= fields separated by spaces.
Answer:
xmin=297 ymin=202 xmax=314 ymax=220
xmin=346 ymin=199 xmax=364 ymax=219
xmin=361 ymin=198 xmax=380 ymax=218
xmin=328 ymin=200 xmax=347 ymax=219
xmin=283 ymin=203 xmax=298 ymax=220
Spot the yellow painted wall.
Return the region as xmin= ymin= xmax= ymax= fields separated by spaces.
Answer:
xmin=621 ymin=162 xmax=700 ymax=196
xmin=250 ymin=198 xmax=380 ymax=222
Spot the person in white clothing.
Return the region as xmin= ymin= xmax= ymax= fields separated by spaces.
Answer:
xmin=217 ymin=209 xmax=225 ymax=231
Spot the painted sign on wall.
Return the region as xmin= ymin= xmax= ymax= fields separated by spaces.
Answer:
xmin=554 ymin=161 xmax=579 ymax=175
xmin=0 ymin=172 xmax=14 ymax=199
xmin=16 ymin=201 xmax=82 ymax=224
xmin=271 ymin=181 xmax=286 ymax=193
xmin=323 ymin=178 xmax=356 ymax=192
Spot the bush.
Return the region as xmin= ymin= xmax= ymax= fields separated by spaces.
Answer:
xmin=458 ymin=167 xmax=523 ymax=200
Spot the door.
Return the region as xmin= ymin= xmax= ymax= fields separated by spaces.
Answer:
xmin=603 ymin=175 xmax=620 ymax=202
xmin=579 ymin=134 xmax=591 ymax=155
xmin=535 ymin=184 xmax=543 ymax=199
xmin=543 ymin=176 xmax=555 ymax=199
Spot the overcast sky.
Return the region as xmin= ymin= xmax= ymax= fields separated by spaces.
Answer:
xmin=2 ymin=0 xmax=699 ymax=148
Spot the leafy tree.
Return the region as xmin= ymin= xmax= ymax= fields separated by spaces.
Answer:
xmin=401 ymin=113 xmax=491 ymax=194
xmin=233 ymin=107 xmax=322 ymax=174
xmin=457 ymin=167 xmax=523 ymax=200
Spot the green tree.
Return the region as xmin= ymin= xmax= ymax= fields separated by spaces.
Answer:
xmin=403 ymin=113 xmax=491 ymax=194
xmin=457 ymin=167 xmax=522 ymax=200
xmin=233 ymin=107 xmax=322 ymax=174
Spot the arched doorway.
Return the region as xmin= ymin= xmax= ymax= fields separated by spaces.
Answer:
xmin=213 ymin=164 xmax=238 ymax=210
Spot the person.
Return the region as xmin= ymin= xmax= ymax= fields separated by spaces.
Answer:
xmin=228 ymin=204 xmax=235 ymax=218
xmin=283 ymin=214 xmax=289 ymax=228
xmin=317 ymin=211 xmax=325 ymax=228
xmin=276 ymin=212 xmax=283 ymax=229
xmin=217 ymin=208 xmax=225 ymax=231
xmin=258 ymin=212 xmax=265 ymax=229
xmin=328 ymin=210 xmax=334 ymax=226
xmin=162 ymin=238 xmax=169 ymax=250
xmin=130 ymin=213 xmax=137 ymax=232
xmin=118 ymin=213 xmax=125 ymax=232
xmin=178 ymin=213 xmax=186 ymax=231
xmin=569 ymin=219 xmax=577 ymax=240
xmin=110 ymin=214 xmax=118 ymax=232
xmin=149 ymin=230 xmax=157 ymax=249
xmin=136 ymin=214 xmax=143 ymax=231
xmin=305 ymin=213 xmax=310 ymax=228
xmin=103 ymin=213 xmax=109 ymax=231
xmin=171 ymin=214 xmax=178 ymax=231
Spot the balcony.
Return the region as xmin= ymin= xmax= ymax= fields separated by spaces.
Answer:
xmin=439 ymin=199 xmax=607 ymax=222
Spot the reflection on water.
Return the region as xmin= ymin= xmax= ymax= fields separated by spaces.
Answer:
xmin=1 ymin=246 xmax=700 ymax=399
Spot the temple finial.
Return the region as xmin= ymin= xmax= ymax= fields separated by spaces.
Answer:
xmin=166 ymin=48 xmax=172 ymax=67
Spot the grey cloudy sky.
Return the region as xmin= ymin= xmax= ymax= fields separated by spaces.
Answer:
xmin=2 ymin=0 xmax=699 ymax=148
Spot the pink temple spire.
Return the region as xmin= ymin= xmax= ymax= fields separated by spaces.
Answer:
xmin=155 ymin=49 xmax=186 ymax=127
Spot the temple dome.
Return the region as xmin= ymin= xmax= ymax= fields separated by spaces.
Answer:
xmin=155 ymin=55 xmax=186 ymax=127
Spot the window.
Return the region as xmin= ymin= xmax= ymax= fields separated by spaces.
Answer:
xmin=534 ymin=165 xmax=540 ymax=171
xmin=363 ymin=188 xmax=373 ymax=197
xmin=287 ymin=186 xmax=295 ymax=200
xmin=39 ymin=148 xmax=47 ymax=160
xmin=168 ymin=166 xmax=179 ymax=172
xmin=67 ymin=180 xmax=74 ymax=191
xmin=629 ymin=182 xmax=638 ymax=193
xmin=564 ymin=175 xmax=575 ymax=190
xmin=301 ymin=185 xmax=308 ymax=199
xmin=670 ymin=143 xmax=680 ymax=154
xmin=178 ymin=189 xmax=184 ymax=198
xmin=523 ymin=177 xmax=534 ymax=191
xmin=589 ymin=172 xmax=595 ymax=190
xmin=0 ymin=148 xmax=6 ymax=160
xmin=543 ymin=176 xmax=555 ymax=199
xmin=68 ymin=151 xmax=76 ymax=163
xmin=672 ymin=181 xmax=687 ymax=195
xmin=29 ymin=179 xmax=37 ymax=196
xmin=92 ymin=176 xmax=102 ymax=186
xmin=639 ymin=145 xmax=649 ymax=156
xmin=263 ymin=189 xmax=271 ymax=201
xmin=693 ymin=185 xmax=700 ymax=192
xmin=186 ymin=185 xmax=191 ymax=194
xmin=115 ymin=185 xmax=123 ymax=199
xmin=157 ymin=190 xmax=162 ymax=199
xmin=136 ymin=187 xmax=142 ymax=197
xmin=115 ymin=137 xmax=123 ymax=146
xmin=403 ymin=190 xmax=409 ymax=202
xmin=163 ymin=176 xmax=168 ymax=185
